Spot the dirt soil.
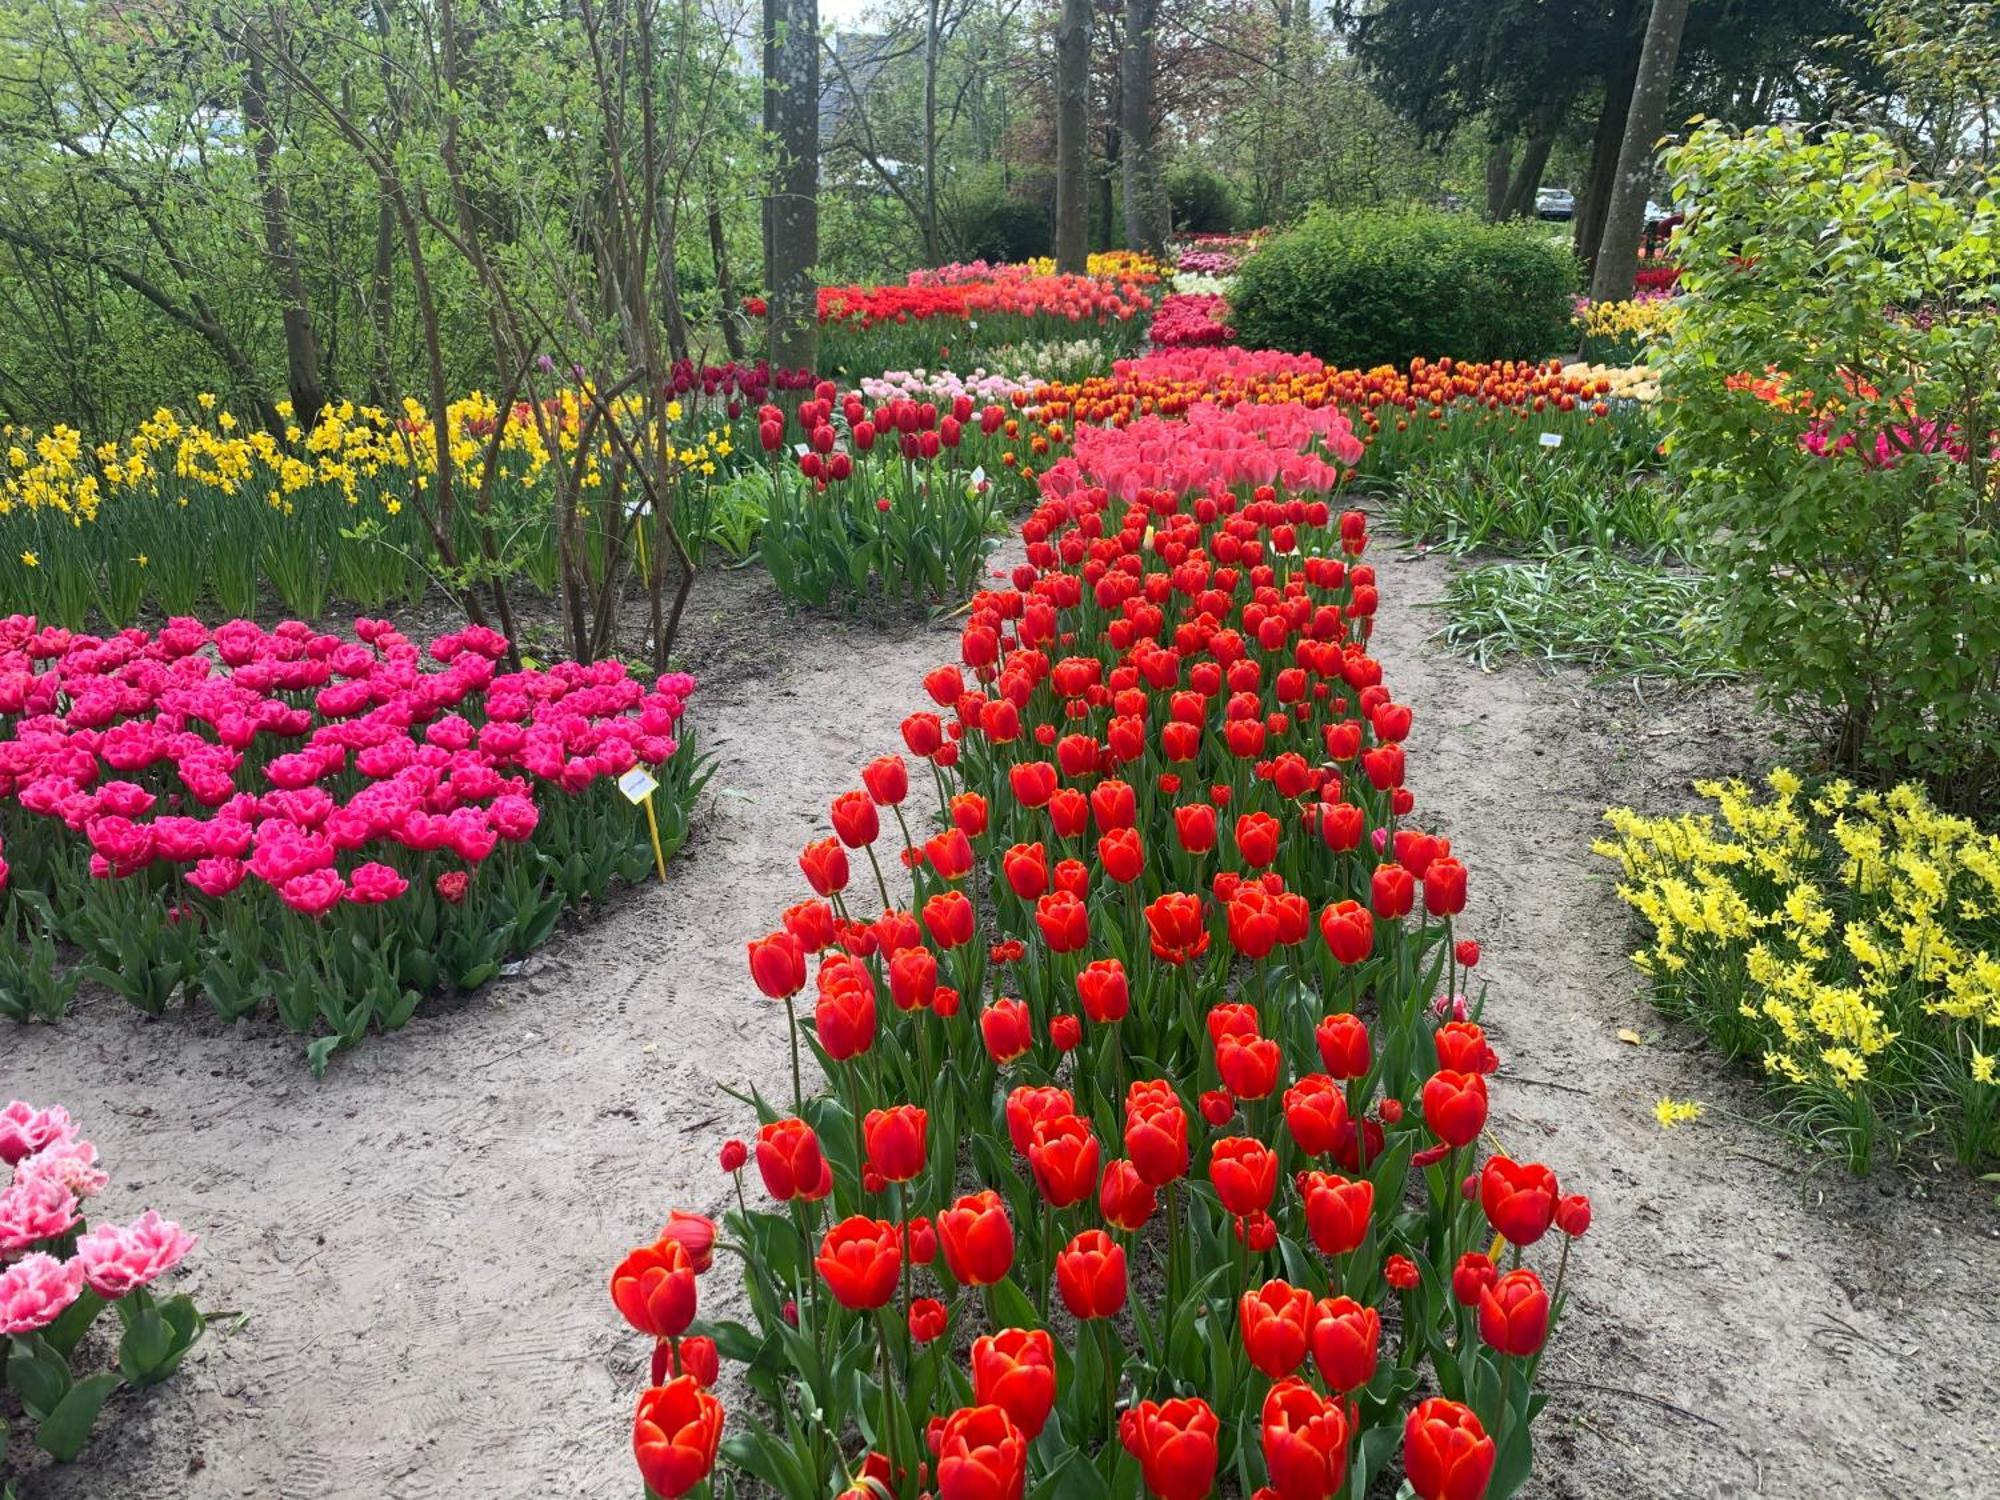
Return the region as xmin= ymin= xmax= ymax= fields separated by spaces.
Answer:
xmin=6 ymin=544 xmax=1997 ymax=1499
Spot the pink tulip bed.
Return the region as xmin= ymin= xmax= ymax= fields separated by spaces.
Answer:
xmin=0 ymin=614 xmax=703 ymax=1070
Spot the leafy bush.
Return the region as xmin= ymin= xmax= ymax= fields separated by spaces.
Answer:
xmin=1662 ymin=124 xmax=2000 ymax=807
xmin=953 ymin=168 xmax=1053 ymax=264
xmin=1165 ymin=162 xmax=1239 ymax=234
xmin=1230 ymin=209 xmax=1577 ymax=367
xmin=1599 ymin=771 xmax=2000 ymax=1171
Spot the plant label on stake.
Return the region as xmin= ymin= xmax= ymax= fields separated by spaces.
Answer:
xmin=1539 ymin=432 xmax=1563 ymax=448
xmin=618 ymin=767 xmax=669 ymax=883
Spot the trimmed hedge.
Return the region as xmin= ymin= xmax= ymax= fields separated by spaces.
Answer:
xmin=1230 ymin=209 xmax=1578 ymax=366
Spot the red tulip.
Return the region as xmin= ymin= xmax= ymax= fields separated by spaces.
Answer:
xmin=1146 ymin=892 xmax=1210 ymax=964
xmin=1175 ymin=802 xmax=1218 ymax=853
xmin=981 ymin=997 xmax=1033 ymax=1063
xmin=1216 ymin=1032 xmax=1281 ymax=1100
xmin=1478 ymin=1268 xmax=1550 ymax=1356
xmin=911 ymin=887 xmax=970 ymax=948
xmin=1034 ymin=890 xmax=1091 ymax=952
xmin=1050 ymin=1014 xmax=1082 ymax=1052
xmin=1008 ymin=760 xmax=1057 ymax=808
xmin=783 ymin=899 xmax=837 ymax=952
xmin=1433 ymin=1021 xmax=1495 ymax=1075
xmin=1234 ymin=811 xmax=1281 ymax=867
xmin=649 ymin=1333 xmax=719 ymax=1388
xmin=815 ymin=959 xmax=877 ymax=1060
xmin=1226 ymin=889 xmax=1282 ymax=960
xmin=1282 ymin=1074 xmax=1350 ymax=1156
xmin=1098 ymin=1157 xmax=1158 ymax=1231
xmin=755 ymin=1117 xmax=826 ymax=1202
xmin=1299 ymin=1170 xmax=1373 ymax=1256
xmin=816 ymin=1216 xmax=902 ymax=1310
xmin=1239 ymin=1278 xmax=1314 ymax=1377
xmin=936 ymin=1404 xmax=1028 ymax=1500
xmin=1048 ymin=788 xmax=1089 ymax=839
xmin=888 ymin=946 xmax=939 ymax=1012
xmin=1480 ymin=1157 xmax=1559 ymax=1247
xmin=1027 ymin=1113 xmax=1101 ymax=1208
xmin=1384 ymin=1253 xmax=1420 ymax=1290
xmin=861 ymin=754 xmax=909 ymax=806
xmin=1421 ymin=1070 xmax=1488 ymax=1147
xmin=1120 ymin=1397 xmax=1219 ymax=1500
xmin=1308 ymin=1295 xmax=1380 ymax=1393
xmin=1005 ymin=1084 xmax=1075 ymax=1155
xmin=1403 ymin=1398 xmax=1495 ymax=1500
xmin=1451 ymin=1252 xmax=1497 ymax=1308
xmin=1370 ymin=863 xmax=1414 ymax=919
xmin=1317 ymin=900 xmax=1374 ymax=964
xmin=1260 ymin=1379 xmax=1352 ymax=1500
xmin=655 ymin=1210 xmax=716 ymax=1274
xmin=1098 ymin=827 xmax=1144 ymax=883
xmin=951 ymin=791 xmax=989 ymax=837
xmin=1124 ymin=1085 xmax=1190 ymax=1186
xmin=1316 ymin=801 xmax=1365 ymax=852
xmin=611 ymin=1238 xmax=696 ymax=1338
xmin=830 ymin=790 xmax=880 ymax=847
xmin=1423 ymin=856 xmax=1467 ymax=917
xmin=938 ymin=1189 xmax=1014 ymax=1286
xmin=863 ymin=1105 xmax=927 ymax=1183
xmin=747 ymin=931 xmax=807 ymax=999
xmin=1090 ymin=778 xmax=1137 ymax=831
xmin=799 ymin=837 xmax=850 ymax=895
xmin=901 ymin=711 xmax=944 ymax=758
xmin=632 ymin=1376 xmax=723 ymax=1499
xmin=1209 ymin=1136 xmax=1277 ymax=1216
xmin=1076 ymin=957 xmax=1129 ymax=1022
xmin=971 ymin=1327 xmax=1058 ymax=1439
xmin=926 ymin=827 xmax=975 ymax=880
xmin=1002 ymin=841 xmax=1049 ymax=899
xmin=718 ymin=1139 xmax=747 ymax=1173
xmin=1056 ymin=1228 xmax=1127 ymax=1319
xmin=910 ymin=1297 xmax=949 ymax=1343
xmin=1555 ymin=1192 xmax=1593 ymax=1238
xmin=1314 ymin=1013 xmax=1372 ymax=1079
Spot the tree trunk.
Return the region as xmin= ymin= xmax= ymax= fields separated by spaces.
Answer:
xmin=1120 ymin=0 xmax=1165 ymax=254
xmin=1484 ymin=137 xmax=1514 ymax=220
xmin=1499 ymin=129 xmax=1554 ymax=219
xmin=1095 ymin=130 xmax=1118 ymax=251
xmin=1592 ymin=0 xmax=1692 ymax=300
xmin=923 ymin=0 xmax=941 ymax=264
xmin=1053 ymin=0 xmax=1091 ymax=273
xmin=766 ymin=0 xmax=819 ymax=379
xmin=1574 ymin=4 xmax=1643 ymax=273
xmin=240 ymin=25 xmax=326 ymax=428
xmin=708 ymin=193 xmax=744 ymax=361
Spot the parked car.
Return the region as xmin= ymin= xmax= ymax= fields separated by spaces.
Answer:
xmin=1535 ymin=187 xmax=1576 ymax=220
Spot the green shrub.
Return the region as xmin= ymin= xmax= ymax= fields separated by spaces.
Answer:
xmin=1165 ymin=162 xmax=1239 ymax=234
xmin=953 ymin=169 xmax=1053 ymax=264
xmin=1228 ymin=208 xmax=1577 ymax=366
xmin=1662 ymin=123 xmax=2000 ymax=807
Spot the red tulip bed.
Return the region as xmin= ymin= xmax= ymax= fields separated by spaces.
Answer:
xmin=818 ymin=266 xmax=1157 ymax=377
xmin=0 ymin=616 xmax=701 ymax=1070
xmin=612 ymin=378 xmax=1590 ymax=1500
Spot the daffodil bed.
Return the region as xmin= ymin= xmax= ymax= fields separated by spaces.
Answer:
xmin=1598 ymin=771 xmax=2000 ymax=1170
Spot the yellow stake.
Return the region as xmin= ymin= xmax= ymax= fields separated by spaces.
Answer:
xmin=642 ymin=790 xmax=668 ymax=883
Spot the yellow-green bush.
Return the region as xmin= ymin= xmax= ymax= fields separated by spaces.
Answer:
xmin=1598 ymin=770 xmax=2000 ymax=1171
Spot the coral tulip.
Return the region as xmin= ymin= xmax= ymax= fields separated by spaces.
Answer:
xmin=815 ymin=1216 xmax=902 ymax=1310
xmin=1403 ymin=1399 xmax=1495 ymax=1500
xmin=633 ymin=1376 xmax=724 ymax=1499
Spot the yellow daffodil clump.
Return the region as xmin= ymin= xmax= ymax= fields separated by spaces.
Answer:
xmin=1599 ymin=770 xmax=2000 ymax=1169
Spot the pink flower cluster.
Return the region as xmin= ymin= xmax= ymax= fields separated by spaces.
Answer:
xmin=0 ymin=615 xmax=695 ymax=915
xmin=0 ymin=1101 xmax=196 ymax=1335
xmin=1176 ymin=250 xmax=1242 ymax=277
xmin=1801 ymin=415 xmax=1974 ymax=468
xmin=1151 ymin=293 xmax=1236 ymax=348
xmin=1043 ymin=400 xmax=1364 ymax=505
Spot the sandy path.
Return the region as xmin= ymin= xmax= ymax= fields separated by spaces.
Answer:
xmin=7 ymin=544 xmax=1996 ymax=1499
xmin=6 ymin=574 xmax=973 ymax=1499
xmin=1368 ymin=543 xmax=1999 ymax=1500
